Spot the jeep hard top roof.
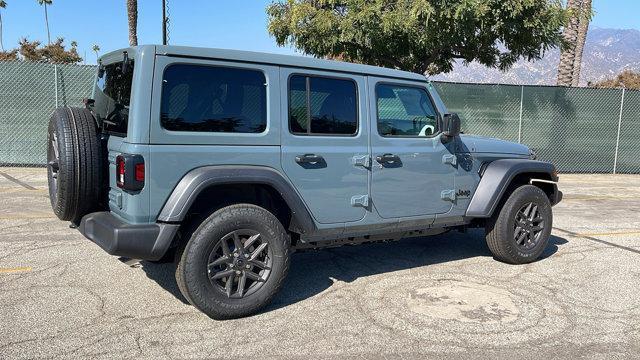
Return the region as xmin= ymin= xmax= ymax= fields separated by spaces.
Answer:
xmin=100 ymin=45 xmax=428 ymax=83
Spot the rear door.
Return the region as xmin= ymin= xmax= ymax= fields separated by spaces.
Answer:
xmin=279 ymin=68 xmax=369 ymax=224
xmin=369 ymin=78 xmax=456 ymax=219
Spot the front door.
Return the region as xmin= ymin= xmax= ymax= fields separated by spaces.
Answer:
xmin=280 ymin=68 xmax=369 ymax=224
xmin=369 ymin=78 xmax=456 ymax=219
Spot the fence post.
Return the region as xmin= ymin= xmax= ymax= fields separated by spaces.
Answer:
xmin=613 ymin=88 xmax=625 ymax=174
xmin=54 ymin=64 xmax=59 ymax=108
xmin=517 ymin=85 xmax=524 ymax=143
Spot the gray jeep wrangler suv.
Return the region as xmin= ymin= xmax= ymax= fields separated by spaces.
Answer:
xmin=46 ymin=46 xmax=562 ymax=319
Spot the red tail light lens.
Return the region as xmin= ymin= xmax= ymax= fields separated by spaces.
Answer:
xmin=116 ymin=155 xmax=125 ymax=188
xmin=135 ymin=163 xmax=145 ymax=182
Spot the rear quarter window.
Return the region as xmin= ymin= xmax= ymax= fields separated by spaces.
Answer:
xmin=160 ymin=64 xmax=267 ymax=133
xmin=288 ymin=75 xmax=358 ymax=136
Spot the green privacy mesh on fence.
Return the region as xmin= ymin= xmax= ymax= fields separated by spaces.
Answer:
xmin=519 ymin=86 xmax=621 ymax=173
xmin=433 ymin=82 xmax=522 ymax=143
xmin=0 ymin=61 xmax=638 ymax=173
xmin=0 ymin=61 xmax=95 ymax=165
xmin=618 ymin=90 xmax=640 ymax=174
xmin=433 ymin=82 xmax=639 ymax=174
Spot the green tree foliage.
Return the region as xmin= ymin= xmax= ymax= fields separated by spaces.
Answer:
xmin=592 ymin=70 xmax=640 ymax=90
xmin=0 ymin=48 xmax=17 ymax=61
xmin=18 ymin=37 xmax=82 ymax=64
xmin=18 ymin=38 xmax=40 ymax=61
xmin=92 ymin=44 xmax=100 ymax=62
xmin=267 ymin=0 xmax=567 ymax=75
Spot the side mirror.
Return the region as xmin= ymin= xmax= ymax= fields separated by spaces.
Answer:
xmin=442 ymin=113 xmax=461 ymax=138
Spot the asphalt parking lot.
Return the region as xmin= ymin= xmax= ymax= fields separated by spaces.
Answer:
xmin=1 ymin=167 xmax=639 ymax=359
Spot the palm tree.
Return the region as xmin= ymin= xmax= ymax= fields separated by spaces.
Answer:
xmin=0 ymin=1 xmax=7 ymax=52
xmin=571 ymin=0 xmax=592 ymax=87
xmin=37 ymin=0 xmax=52 ymax=45
xmin=92 ymin=44 xmax=100 ymax=62
xmin=557 ymin=0 xmax=580 ymax=86
xmin=126 ymin=0 xmax=138 ymax=46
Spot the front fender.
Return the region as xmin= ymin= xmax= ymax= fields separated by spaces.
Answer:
xmin=466 ymin=159 xmax=558 ymax=218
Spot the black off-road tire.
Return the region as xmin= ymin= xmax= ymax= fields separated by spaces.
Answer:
xmin=485 ymin=185 xmax=553 ymax=264
xmin=176 ymin=204 xmax=290 ymax=320
xmin=47 ymin=107 xmax=104 ymax=223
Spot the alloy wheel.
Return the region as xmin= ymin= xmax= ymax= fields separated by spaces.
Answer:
xmin=513 ymin=202 xmax=545 ymax=251
xmin=207 ymin=229 xmax=272 ymax=299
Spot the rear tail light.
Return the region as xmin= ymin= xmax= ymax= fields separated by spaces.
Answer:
xmin=115 ymin=154 xmax=145 ymax=191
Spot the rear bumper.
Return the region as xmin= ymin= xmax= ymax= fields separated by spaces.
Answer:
xmin=78 ymin=212 xmax=179 ymax=261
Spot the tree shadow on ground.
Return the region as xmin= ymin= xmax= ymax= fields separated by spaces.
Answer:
xmin=139 ymin=229 xmax=568 ymax=310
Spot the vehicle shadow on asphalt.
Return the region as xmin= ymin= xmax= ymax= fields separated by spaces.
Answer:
xmin=138 ymin=229 xmax=568 ymax=311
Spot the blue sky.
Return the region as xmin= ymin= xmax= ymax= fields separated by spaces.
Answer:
xmin=0 ymin=0 xmax=637 ymax=64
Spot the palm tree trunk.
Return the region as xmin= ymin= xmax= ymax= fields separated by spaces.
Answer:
xmin=571 ymin=0 xmax=591 ymax=87
xmin=127 ymin=0 xmax=138 ymax=46
xmin=44 ymin=3 xmax=51 ymax=44
xmin=0 ymin=12 xmax=4 ymax=52
xmin=557 ymin=0 xmax=581 ymax=86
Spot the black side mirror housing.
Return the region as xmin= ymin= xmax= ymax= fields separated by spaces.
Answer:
xmin=442 ymin=113 xmax=461 ymax=139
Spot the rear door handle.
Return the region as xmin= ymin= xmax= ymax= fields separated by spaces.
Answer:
xmin=295 ymin=154 xmax=324 ymax=164
xmin=375 ymin=153 xmax=400 ymax=164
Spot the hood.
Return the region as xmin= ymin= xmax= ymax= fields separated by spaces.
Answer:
xmin=458 ymin=134 xmax=530 ymax=156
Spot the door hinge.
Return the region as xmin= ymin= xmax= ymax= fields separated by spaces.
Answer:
xmin=351 ymin=194 xmax=370 ymax=208
xmin=441 ymin=189 xmax=456 ymax=202
xmin=352 ymin=154 xmax=371 ymax=168
xmin=442 ymin=154 xmax=457 ymax=166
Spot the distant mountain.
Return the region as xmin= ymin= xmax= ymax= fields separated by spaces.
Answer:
xmin=431 ymin=28 xmax=640 ymax=86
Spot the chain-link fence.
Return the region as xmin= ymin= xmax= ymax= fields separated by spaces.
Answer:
xmin=0 ymin=61 xmax=95 ymax=165
xmin=0 ymin=61 xmax=638 ymax=173
xmin=433 ymin=82 xmax=640 ymax=174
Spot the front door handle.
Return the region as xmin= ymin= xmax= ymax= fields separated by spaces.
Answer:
xmin=375 ymin=153 xmax=400 ymax=164
xmin=295 ymin=153 xmax=324 ymax=164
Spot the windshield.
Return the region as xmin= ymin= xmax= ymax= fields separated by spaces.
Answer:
xmin=93 ymin=60 xmax=134 ymax=136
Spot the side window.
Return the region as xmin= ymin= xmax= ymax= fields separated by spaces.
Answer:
xmin=288 ymin=75 xmax=358 ymax=136
xmin=376 ymin=84 xmax=438 ymax=137
xmin=161 ymin=64 xmax=267 ymax=133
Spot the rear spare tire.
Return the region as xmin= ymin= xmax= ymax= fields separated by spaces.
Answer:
xmin=47 ymin=107 xmax=104 ymax=222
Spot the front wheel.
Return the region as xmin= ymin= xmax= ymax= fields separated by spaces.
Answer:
xmin=176 ymin=204 xmax=290 ymax=319
xmin=485 ymin=185 xmax=553 ymax=264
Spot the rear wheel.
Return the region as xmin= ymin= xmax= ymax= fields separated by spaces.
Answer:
xmin=485 ymin=185 xmax=552 ymax=264
xmin=176 ymin=204 xmax=290 ymax=319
